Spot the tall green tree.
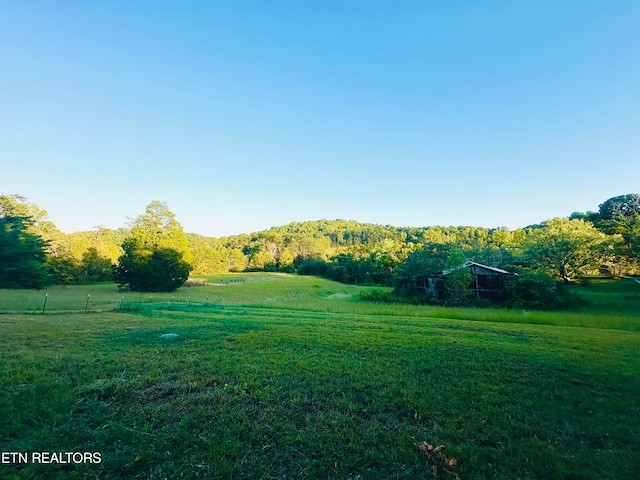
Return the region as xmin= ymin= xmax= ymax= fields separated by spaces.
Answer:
xmin=277 ymin=247 xmax=295 ymax=272
xmin=187 ymin=234 xmax=230 ymax=275
xmin=396 ymin=243 xmax=454 ymax=280
xmin=524 ymin=218 xmax=607 ymax=282
xmin=0 ymin=215 xmax=50 ymax=289
xmin=79 ymin=247 xmax=114 ymax=283
xmin=595 ymin=194 xmax=640 ymax=274
xmin=597 ymin=194 xmax=640 ymax=233
xmin=116 ymin=201 xmax=192 ymax=292
xmin=128 ymin=200 xmax=192 ymax=263
xmin=46 ymin=232 xmax=91 ymax=283
xmin=246 ymin=247 xmax=276 ymax=271
xmin=227 ymin=248 xmax=248 ymax=272
xmin=0 ymin=194 xmax=57 ymax=239
xmin=0 ymin=194 xmax=102 ymax=284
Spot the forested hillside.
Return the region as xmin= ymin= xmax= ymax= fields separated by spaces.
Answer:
xmin=1 ymin=193 xmax=639 ymax=300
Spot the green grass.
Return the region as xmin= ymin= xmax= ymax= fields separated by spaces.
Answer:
xmin=3 ymin=273 xmax=639 ymax=331
xmin=1 ymin=274 xmax=639 ymax=479
xmin=569 ymin=276 xmax=640 ymax=315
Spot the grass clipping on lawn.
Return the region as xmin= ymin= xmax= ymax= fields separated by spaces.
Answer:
xmin=419 ymin=441 xmax=460 ymax=477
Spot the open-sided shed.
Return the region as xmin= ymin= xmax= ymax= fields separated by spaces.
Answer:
xmin=416 ymin=261 xmax=517 ymax=301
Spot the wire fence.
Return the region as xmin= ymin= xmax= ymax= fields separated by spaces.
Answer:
xmin=0 ymin=289 xmax=225 ymax=314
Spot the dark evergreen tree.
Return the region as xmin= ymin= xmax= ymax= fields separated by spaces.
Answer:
xmin=0 ymin=215 xmax=50 ymax=289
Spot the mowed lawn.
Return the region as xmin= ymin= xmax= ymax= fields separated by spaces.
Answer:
xmin=1 ymin=274 xmax=639 ymax=479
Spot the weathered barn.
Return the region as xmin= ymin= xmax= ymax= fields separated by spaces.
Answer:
xmin=416 ymin=261 xmax=517 ymax=301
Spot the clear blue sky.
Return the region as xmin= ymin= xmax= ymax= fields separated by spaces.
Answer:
xmin=2 ymin=1 xmax=639 ymax=237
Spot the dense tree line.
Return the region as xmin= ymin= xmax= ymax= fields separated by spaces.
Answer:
xmin=1 ymin=193 xmax=638 ymax=298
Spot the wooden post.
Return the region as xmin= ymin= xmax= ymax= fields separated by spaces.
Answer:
xmin=85 ymin=294 xmax=90 ymax=312
xmin=42 ymin=293 xmax=48 ymax=314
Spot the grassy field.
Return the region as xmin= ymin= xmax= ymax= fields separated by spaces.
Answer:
xmin=1 ymin=274 xmax=639 ymax=479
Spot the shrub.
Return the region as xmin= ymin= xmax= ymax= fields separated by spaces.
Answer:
xmin=359 ymin=289 xmax=395 ymax=303
xmin=443 ymin=269 xmax=474 ymax=306
xmin=502 ymin=270 xmax=584 ymax=310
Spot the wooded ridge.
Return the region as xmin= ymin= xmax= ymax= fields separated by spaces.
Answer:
xmin=1 ymin=194 xmax=639 ymax=303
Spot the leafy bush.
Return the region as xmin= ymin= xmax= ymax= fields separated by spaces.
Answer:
xmin=502 ymin=270 xmax=584 ymax=310
xmin=443 ymin=269 xmax=474 ymax=306
xmin=359 ymin=289 xmax=395 ymax=303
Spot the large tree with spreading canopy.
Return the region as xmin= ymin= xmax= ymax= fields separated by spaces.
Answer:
xmin=524 ymin=218 xmax=607 ymax=282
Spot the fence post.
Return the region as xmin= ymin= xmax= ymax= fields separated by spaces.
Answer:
xmin=85 ymin=294 xmax=90 ymax=313
xmin=42 ymin=292 xmax=48 ymax=314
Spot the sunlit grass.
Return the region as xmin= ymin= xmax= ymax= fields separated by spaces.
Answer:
xmin=1 ymin=274 xmax=639 ymax=478
xmin=1 ymin=273 xmax=639 ymax=332
xmin=1 ymin=306 xmax=639 ymax=478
